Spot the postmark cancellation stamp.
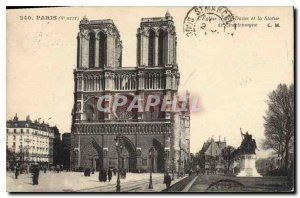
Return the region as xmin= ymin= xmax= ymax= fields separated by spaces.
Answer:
xmin=184 ymin=6 xmax=237 ymax=37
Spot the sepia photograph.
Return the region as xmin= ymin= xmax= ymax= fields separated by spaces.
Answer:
xmin=5 ymin=6 xmax=294 ymax=193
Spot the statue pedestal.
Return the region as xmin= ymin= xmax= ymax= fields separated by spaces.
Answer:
xmin=237 ymin=154 xmax=262 ymax=177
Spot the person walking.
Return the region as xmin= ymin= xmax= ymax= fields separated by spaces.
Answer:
xmin=43 ymin=166 xmax=47 ymax=174
xmin=56 ymin=165 xmax=60 ymax=173
xmin=163 ymin=172 xmax=172 ymax=189
xmin=32 ymin=165 xmax=36 ymax=185
xmin=108 ymin=169 xmax=112 ymax=182
xmin=15 ymin=164 xmax=20 ymax=179
xmin=32 ymin=164 xmax=40 ymax=185
xmin=102 ymin=170 xmax=107 ymax=182
xmin=124 ymin=169 xmax=127 ymax=179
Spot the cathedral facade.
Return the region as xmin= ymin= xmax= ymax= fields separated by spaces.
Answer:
xmin=70 ymin=12 xmax=190 ymax=173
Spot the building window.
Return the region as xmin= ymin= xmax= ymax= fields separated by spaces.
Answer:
xmin=148 ymin=29 xmax=155 ymax=66
xmin=88 ymin=32 xmax=95 ymax=68
xmin=14 ymin=129 xmax=16 ymax=133
xmin=6 ymin=129 xmax=8 ymax=133
xmin=158 ymin=29 xmax=166 ymax=66
xmin=137 ymin=34 xmax=141 ymax=65
xmin=77 ymin=35 xmax=80 ymax=68
xmin=13 ymin=135 xmax=16 ymax=140
xmin=21 ymin=129 xmax=24 ymax=133
xmin=99 ymin=32 xmax=107 ymax=67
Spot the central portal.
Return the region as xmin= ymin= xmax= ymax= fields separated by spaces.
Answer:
xmin=120 ymin=136 xmax=137 ymax=172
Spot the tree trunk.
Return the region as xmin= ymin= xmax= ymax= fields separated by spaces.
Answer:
xmin=227 ymin=160 xmax=230 ymax=174
xmin=280 ymin=149 xmax=284 ymax=168
xmin=284 ymin=139 xmax=289 ymax=170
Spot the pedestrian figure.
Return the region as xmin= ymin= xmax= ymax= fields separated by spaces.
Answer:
xmin=91 ymin=168 xmax=94 ymax=174
xmin=32 ymin=165 xmax=40 ymax=185
xmin=84 ymin=168 xmax=87 ymax=176
xmin=120 ymin=169 xmax=124 ymax=179
xmin=163 ymin=172 xmax=172 ymax=189
xmin=113 ymin=168 xmax=116 ymax=176
xmin=44 ymin=166 xmax=47 ymax=174
xmin=99 ymin=169 xmax=104 ymax=182
xmin=15 ymin=165 xmax=19 ymax=179
xmin=102 ymin=170 xmax=107 ymax=182
xmin=124 ymin=169 xmax=127 ymax=179
xmin=108 ymin=169 xmax=112 ymax=182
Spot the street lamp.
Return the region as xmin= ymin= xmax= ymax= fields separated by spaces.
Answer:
xmin=177 ymin=159 xmax=181 ymax=178
xmin=115 ymin=134 xmax=123 ymax=192
xmin=172 ymin=158 xmax=175 ymax=181
xmin=148 ymin=147 xmax=154 ymax=189
xmin=182 ymin=161 xmax=184 ymax=176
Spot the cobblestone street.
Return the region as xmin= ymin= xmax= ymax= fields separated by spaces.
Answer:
xmin=7 ymin=171 xmax=185 ymax=192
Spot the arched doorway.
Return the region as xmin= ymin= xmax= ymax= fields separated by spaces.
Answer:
xmin=80 ymin=139 xmax=103 ymax=171
xmin=153 ymin=138 xmax=165 ymax=173
xmin=120 ymin=136 xmax=137 ymax=172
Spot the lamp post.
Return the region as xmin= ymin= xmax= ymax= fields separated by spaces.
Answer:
xmin=115 ymin=134 xmax=123 ymax=192
xmin=177 ymin=159 xmax=180 ymax=178
xmin=172 ymin=158 xmax=175 ymax=181
xmin=148 ymin=147 xmax=154 ymax=189
xmin=182 ymin=161 xmax=184 ymax=176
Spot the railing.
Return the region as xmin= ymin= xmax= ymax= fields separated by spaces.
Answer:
xmin=162 ymin=174 xmax=197 ymax=192
xmin=75 ymin=66 xmax=168 ymax=72
xmin=75 ymin=118 xmax=170 ymax=124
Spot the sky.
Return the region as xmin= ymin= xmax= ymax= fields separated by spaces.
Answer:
xmin=7 ymin=7 xmax=294 ymax=157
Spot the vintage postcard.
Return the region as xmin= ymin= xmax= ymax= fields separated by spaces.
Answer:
xmin=6 ymin=6 xmax=294 ymax=192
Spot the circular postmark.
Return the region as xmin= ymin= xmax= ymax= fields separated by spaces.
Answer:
xmin=183 ymin=6 xmax=236 ymax=37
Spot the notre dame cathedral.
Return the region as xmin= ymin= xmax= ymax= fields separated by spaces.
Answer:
xmin=70 ymin=11 xmax=190 ymax=173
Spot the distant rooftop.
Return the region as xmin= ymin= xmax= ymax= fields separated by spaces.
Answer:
xmin=7 ymin=113 xmax=58 ymax=132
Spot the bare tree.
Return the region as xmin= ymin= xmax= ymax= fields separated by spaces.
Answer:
xmin=221 ymin=146 xmax=236 ymax=174
xmin=262 ymin=83 xmax=294 ymax=170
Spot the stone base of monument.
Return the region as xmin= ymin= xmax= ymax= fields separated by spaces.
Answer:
xmin=237 ymin=154 xmax=262 ymax=177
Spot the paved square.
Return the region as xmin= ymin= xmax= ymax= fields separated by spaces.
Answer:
xmin=7 ymin=171 xmax=184 ymax=192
